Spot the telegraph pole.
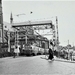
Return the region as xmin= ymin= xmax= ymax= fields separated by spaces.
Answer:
xmin=56 ymin=16 xmax=59 ymax=57
xmin=7 ymin=29 xmax=10 ymax=52
xmin=52 ymin=24 xmax=56 ymax=52
xmin=56 ymin=16 xmax=59 ymax=46
xmin=68 ymin=40 xmax=69 ymax=60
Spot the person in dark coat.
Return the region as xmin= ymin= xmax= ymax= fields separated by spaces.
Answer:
xmin=48 ymin=48 xmax=54 ymax=60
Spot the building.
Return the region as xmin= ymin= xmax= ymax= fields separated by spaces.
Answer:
xmin=2 ymin=19 xmax=49 ymax=55
xmin=0 ymin=10 xmax=52 ymax=56
xmin=0 ymin=0 xmax=50 ymax=57
xmin=0 ymin=0 xmax=3 ymax=43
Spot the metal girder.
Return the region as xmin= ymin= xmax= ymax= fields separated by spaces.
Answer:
xmin=17 ymin=38 xmax=49 ymax=42
xmin=12 ymin=20 xmax=52 ymax=27
xmin=33 ymin=24 xmax=52 ymax=30
xmin=40 ymin=34 xmax=53 ymax=36
xmin=12 ymin=23 xmax=53 ymax=37
xmin=12 ymin=20 xmax=55 ymax=47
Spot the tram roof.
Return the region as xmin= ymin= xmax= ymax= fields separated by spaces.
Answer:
xmin=12 ymin=20 xmax=52 ymax=27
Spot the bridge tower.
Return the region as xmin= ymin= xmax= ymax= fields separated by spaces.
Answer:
xmin=56 ymin=16 xmax=60 ymax=57
xmin=56 ymin=16 xmax=59 ymax=47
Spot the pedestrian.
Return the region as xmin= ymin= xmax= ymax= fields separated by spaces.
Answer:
xmin=13 ymin=46 xmax=17 ymax=58
xmin=70 ymin=52 xmax=73 ymax=61
xmin=13 ymin=50 xmax=15 ymax=58
xmin=48 ymin=48 xmax=54 ymax=60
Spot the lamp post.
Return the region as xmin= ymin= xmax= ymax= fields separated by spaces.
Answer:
xmin=25 ymin=35 xmax=27 ymax=45
xmin=63 ymin=40 xmax=70 ymax=60
xmin=42 ymin=41 xmax=46 ymax=56
xmin=68 ymin=40 xmax=70 ymax=60
xmin=7 ymin=29 xmax=10 ymax=52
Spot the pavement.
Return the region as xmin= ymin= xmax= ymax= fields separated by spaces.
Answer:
xmin=53 ymin=56 xmax=75 ymax=63
xmin=41 ymin=55 xmax=75 ymax=63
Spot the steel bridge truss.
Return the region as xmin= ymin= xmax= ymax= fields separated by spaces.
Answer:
xmin=12 ymin=20 xmax=56 ymax=48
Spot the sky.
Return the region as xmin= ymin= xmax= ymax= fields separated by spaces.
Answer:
xmin=2 ymin=0 xmax=75 ymax=46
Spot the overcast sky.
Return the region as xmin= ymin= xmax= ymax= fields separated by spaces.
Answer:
xmin=2 ymin=0 xmax=75 ymax=46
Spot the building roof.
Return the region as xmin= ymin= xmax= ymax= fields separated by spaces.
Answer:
xmin=12 ymin=20 xmax=52 ymax=27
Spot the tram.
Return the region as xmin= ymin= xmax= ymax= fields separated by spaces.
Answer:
xmin=22 ymin=45 xmax=49 ymax=56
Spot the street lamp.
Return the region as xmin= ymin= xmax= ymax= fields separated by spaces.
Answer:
xmin=63 ymin=40 xmax=70 ymax=60
xmin=67 ymin=40 xmax=70 ymax=60
xmin=42 ymin=41 xmax=46 ymax=56
xmin=7 ymin=29 xmax=10 ymax=52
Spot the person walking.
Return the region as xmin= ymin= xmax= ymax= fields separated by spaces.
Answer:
xmin=13 ymin=50 xmax=15 ymax=58
xmin=48 ymin=48 xmax=54 ymax=60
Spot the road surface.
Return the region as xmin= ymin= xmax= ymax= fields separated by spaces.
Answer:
xmin=0 ymin=55 xmax=75 ymax=75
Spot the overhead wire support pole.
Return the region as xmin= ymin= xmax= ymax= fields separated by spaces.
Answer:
xmin=56 ymin=16 xmax=59 ymax=57
xmin=52 ymin=25 xmax=56 ymax=55
xmin=68 ymin=40 xmax=69 ymax=60
xmin=7 ymin=29 xmax=10 ymax=52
